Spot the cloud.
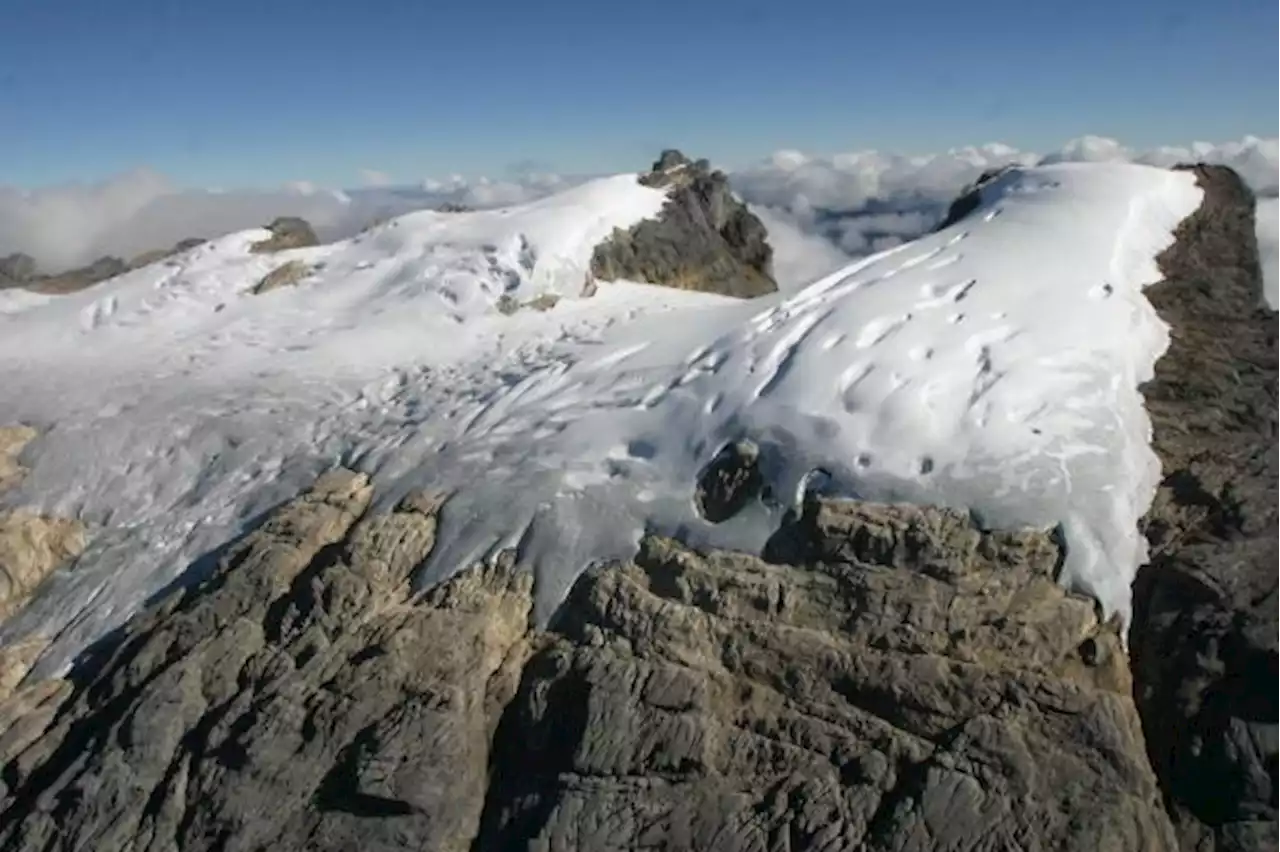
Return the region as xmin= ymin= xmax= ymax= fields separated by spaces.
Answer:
xmin=417 ymin=172 xmax=579 ymax=208
xmin=0 ymin=173 xmax=579 ymax=274
xmin=748 ymin=204 xmax=851 ymax=292
xmin=0 ymin=135 xmax=1274 ymax=289
xmin=730 ymin=134 xmax=1278 ymax=302
xmin=358 ymin=169 xmax=393 ymax=188
xmin=1255 ymin=198 xmax=1278 ymax=308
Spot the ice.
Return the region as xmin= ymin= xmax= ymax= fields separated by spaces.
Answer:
xmin=0 ymin=163 xmax=1203 ymax=678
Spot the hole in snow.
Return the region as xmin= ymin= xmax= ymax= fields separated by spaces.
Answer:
xmin=627 ymin=440 xmax=657 ymax=460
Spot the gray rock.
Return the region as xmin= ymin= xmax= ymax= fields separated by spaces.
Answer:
xmin=477 ymin=500 xmax=1169 ymax=851
xmin=250 ymin=217 xmax=319 ymax=254
xmin=0 ymin=473 xmax=536 ymax=851
xmin=1130 ymin=164 xmax=1278 ymax=852
xmin=590 ymin=150 xmax=777 ymax=298
xmin=0 ymin=470 xmax=1176 ymax=851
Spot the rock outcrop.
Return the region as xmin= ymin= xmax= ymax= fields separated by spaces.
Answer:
xmin=251 ymin=259 xmax=315 ymax=295
xmin=1130 ymin=165 xmax=1278 ymax=852
xmin=0 ymin=513 xmax=86 ymax=623
xmin=0 ymin=470 xmax=1176 ymax=851
xmin=249 ymin=217 xmax=319 ymax=254
xmin=0 ymin=471 xmax=535 ymax=851
xmin=590 ymin=150 xmax=777 ymax=298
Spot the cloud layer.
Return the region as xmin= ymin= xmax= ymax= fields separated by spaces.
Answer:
xmin=0 ymin=170 xmax=597 ymax=274
xmin=1256 ymin=198 xmax=1278 ymax=307
xmin=1 ymin=136 xmax=1275 ymax=302
xmin=733 ymin=135 xmax=1278 ymax=288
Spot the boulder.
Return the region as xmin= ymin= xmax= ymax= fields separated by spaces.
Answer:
xmin=590 ymin=150 xmax=777 ymax=298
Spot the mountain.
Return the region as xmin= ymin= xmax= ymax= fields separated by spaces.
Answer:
xmin=0 ymin=157 xmax=1273 ymax=851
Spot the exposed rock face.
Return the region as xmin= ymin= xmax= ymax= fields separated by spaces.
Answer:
xmin=478 ymin=504 xmax=1170 ymax=851
xmin=251 ymin=259 xmax=315 ymax=295
xmin=0 ymin=513 xmax=86 ymax=622
xmin=1130 ymin=165 xmax=1278 ymax=852
xmin=0 ymin=472 xmax=535 ymax=851
xmin=590 ymin=150 xmax=777 ymax=298
xmin=249 ymin=217 xmax=319 ymax=254
xmin=0 ymin=469 xmax=1177 ymax=850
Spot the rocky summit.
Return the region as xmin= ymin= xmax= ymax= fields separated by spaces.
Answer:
xmin=0 ymin=164 xmax=1273 ymax=852
xmin=590 ymin=149 xmax=778 ymax=298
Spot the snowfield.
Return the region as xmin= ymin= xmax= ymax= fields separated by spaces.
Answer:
xmin=0 ymin=163 xmax=1203 ymax=677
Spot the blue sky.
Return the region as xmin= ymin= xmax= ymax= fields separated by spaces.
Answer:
xmin=1 ymin=0 xmax=1275 ymax=188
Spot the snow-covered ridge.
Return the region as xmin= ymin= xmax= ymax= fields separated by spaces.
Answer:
xmin=0 ymin=163 xmax=1202 ymax=677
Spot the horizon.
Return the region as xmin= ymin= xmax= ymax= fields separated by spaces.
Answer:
xmin=1 ymin=0 xmax=1276 ymax=190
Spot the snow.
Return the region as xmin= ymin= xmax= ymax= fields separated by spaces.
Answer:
xmin=0 ymin=163 xmax=1202 ymax=678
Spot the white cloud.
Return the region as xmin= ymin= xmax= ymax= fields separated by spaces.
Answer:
xmin=731 ymin=134 xmax=1278 ymax=301
xmin=0 ymin=136 xmax=1274 ymax=286
xmin=358 ymin=169 xmax=393 ymax=188
xmin=1255 ymin=198 xmax=1278 ymax=308
xmin=749 ymin=204 xmax=850 ymax=292
xmin=0 ymin=173 xmax=578 ymax=274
